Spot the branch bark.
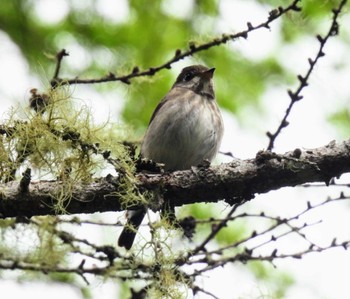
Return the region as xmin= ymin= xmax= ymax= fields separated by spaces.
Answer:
xmin=0 ymin=139 xmax=349 ymax=219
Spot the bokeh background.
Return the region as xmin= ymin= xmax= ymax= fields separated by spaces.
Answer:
xmin=1 ymin=0 xmax=350 ymax=298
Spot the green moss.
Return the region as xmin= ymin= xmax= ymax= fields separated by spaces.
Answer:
xmin=1 ymin=86 xmax=137 ymax=213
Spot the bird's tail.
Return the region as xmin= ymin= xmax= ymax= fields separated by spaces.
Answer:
xmin=118 ymin=209 xmax=146 ymax=250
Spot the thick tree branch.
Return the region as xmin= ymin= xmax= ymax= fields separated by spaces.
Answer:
xmin=0 ymin=139 xmax=349 ymax=219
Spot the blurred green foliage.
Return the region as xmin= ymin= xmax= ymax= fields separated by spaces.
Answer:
xmin=1 ymin=0 xmax=347 ymax=131
xmin=329 ymin=108 xmax=350 ymax=137
xmin=0 ymin=0 xmax=348 ymax=297
xmin=248 ymin=261 xmax=295 ymax=298
xmin=0 ymin=3 xmax=343 ymax=217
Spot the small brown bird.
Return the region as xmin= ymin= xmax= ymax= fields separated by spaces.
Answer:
xmin=118 ymin=65 xmax=224 ymax=250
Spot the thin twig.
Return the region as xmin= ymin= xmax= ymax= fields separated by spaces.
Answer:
xmin=194 ymin=286 xmax=220 ymax=299
xmin=51 ymin=49 xmax=69 ymax=88
xmin=51 ymin=0 xmax=301 ymax=87
xmin=190 ymin=202 xmax=243 ymax=256
xmin=266 ymin=0 xmax=348 ymax=150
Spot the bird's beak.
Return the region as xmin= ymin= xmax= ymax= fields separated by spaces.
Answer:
xmin=198 ymin=68 xmax=215 ymax=80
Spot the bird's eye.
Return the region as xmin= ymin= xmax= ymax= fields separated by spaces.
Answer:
xmin=183 ymin=72 xmax=194 ymax=82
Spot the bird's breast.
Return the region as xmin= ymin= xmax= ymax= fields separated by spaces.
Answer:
xmin=141 ymin=91 xmax=223 ymax=170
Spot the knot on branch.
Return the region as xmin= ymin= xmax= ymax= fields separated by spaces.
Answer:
xmin=18 ymin=168 xmax=31 ymax=193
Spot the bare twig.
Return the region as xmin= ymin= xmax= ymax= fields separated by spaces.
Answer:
xmin=51 ymin=49 xmax=69 ymax=88
xmin=190 ymin=202 xmax=244 ymax=256
xmin=183 ymin=194 xmax=350 ymax=276
xmin=193 ymin=286 xmax=220 ymax=299
xmin=266 ymin=0 xmax=348 ymax=150
xmin=50 ymin=0 xmax=301 ymax=87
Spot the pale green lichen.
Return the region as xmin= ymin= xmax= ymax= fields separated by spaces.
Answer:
xmin=0 ymin=85 xmax=192 ymax=297
xmin=1 ymin=86 xmax=138 ymax=212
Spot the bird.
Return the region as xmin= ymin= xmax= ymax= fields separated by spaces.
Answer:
xmin=118 ymin=64 xmax=224 ymax=250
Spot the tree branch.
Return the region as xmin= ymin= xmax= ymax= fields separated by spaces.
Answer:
xmin=50 ymin=0 xmax=301 ymax=87
xmin=0 ymin=139 xmax=349 ymax=219
xmin=266 ymin=0 xmax=348 ymax=150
